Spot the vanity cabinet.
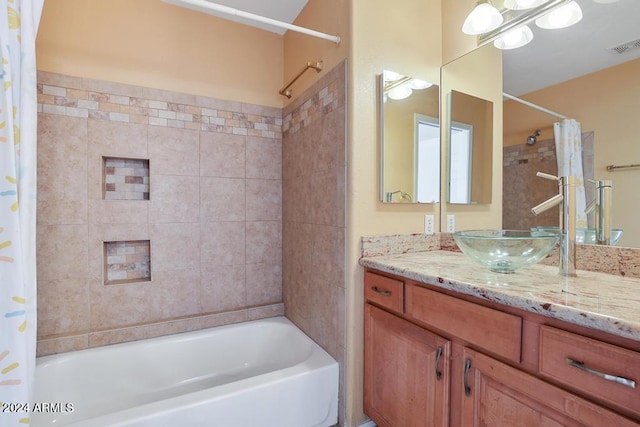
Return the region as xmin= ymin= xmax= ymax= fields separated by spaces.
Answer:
xmin=363 ymin=269 xmax=640 ymax=426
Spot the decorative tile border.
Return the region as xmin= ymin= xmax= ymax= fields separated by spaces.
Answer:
xmin=503 ymin=138 xmax=556 ymax=167
xmin=37 ymin=72 xmax=283 ymax=140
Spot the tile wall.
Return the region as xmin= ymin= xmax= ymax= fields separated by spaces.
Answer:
xmin=282 ymin=61 xmax=347 ymax=423
xmin=36 ymin=71 xmax=283 ymax=355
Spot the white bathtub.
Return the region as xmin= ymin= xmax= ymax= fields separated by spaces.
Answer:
xmin=32 ymin=317 xmax=339 ymax=427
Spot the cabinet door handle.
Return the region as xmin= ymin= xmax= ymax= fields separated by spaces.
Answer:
xmin=565 ymin=358 xmax=636 ymax=389
xmin=464 ymin=359 xmax=472 ymax=396
xmin=371 ymin=286 xmax=391 ymax=296
xmin=435 ymin=346 xmax=443 ymax=380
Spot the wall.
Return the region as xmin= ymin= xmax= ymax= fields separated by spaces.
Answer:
xmin=281 ymin=62 xmax=347 ymax=425
xmin=36 ymin=72 xmax=283 ymax=354
xmin=36 ymin=0 xmax=283 ymax=108
xmin=503 ymin=58 xmax=640 ymax=247
xmin=348 ymin=1 xmax=442 ymax=425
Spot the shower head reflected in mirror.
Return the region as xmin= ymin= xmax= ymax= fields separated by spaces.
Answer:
xmin=527 ymin=130 xmax=541 ymax=145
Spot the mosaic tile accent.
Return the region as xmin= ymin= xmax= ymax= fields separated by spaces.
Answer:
xmin=282 ymin=77 xmax=342 ymax=137
xmin=104 ymin=240 xmax=151 ymax=284
xmin=37 ymin=82 xmax=282 ymax=139
xmin=103 ymin=157 xmax=149 ymax=200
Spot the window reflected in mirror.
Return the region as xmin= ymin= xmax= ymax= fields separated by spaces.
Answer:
xmin=379 ymin=70 xmax=440 ymax=204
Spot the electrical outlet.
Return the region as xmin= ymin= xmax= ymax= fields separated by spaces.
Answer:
xmin=447 ymin=214 xmax=455 ymax=233
xmin=424 ymin=215 xmax=434 ymax=235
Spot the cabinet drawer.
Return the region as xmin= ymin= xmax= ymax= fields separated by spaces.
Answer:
xmin=539 ymin=326 xmax=640 ymax=419
xmin=364 ymin=271 xmax=404 ymax=313
xmin=406 ymin=284 xmax=522 ymax=363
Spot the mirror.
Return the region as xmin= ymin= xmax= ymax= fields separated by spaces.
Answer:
xmin=379 ymin=71 xmax=440 ymax=203
xmin=501 ymin=0 xmax=640 ymax=247
xmin=448 ymin=90 xmax=493 ymax=204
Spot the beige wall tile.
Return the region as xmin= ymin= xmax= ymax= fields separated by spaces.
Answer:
xmin=246 ymin=303 xmax=284 ymax=320
xmin=200 ymin=264 xmax=246 ymax=312
xmin=37 ymin=279 xmax=89 ymax=338
xmin=200 ymin=177 xmax=245 ymax=221
xmin=149 ymin=223 xmax=200 ymax=272
xmin=199 ymin=132 xmax=245 ymax=178
xmin=246 ymin=262 xmax=282 ymax=306
xmin=36 ymin=224 xmax=88 ymax=281
xmin=36 ymin=334 xmax=89 ymax=357
xmin=148 ymin=126 xmax=199 ymax=176
xmin=246 ymin=136 xmax=281 ymax=179
xmin=246 ymin=221 xmax=281 ymax=265
xmin=149 ymin=175 xmax=199 ymax=223
xmin=87 ymin=119 xmax=148 ymax=159
xmin=89 ymin=200 xmax=149 ymax=225
xmin=246 ymin=179 xmax=282 ymax=221
xmin=200 ymin=221 xmax=245 ymax=266
xmin=37 ymin=114 xmax=88 ymax=225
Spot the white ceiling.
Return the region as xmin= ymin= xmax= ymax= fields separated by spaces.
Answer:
xmin=503 ymin=0 xmax=640 ymax=95
xmin=163 ymin=0 xmax=309 ymax=34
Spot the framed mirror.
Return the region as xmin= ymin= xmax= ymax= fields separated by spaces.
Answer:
xmin=379 ymin=70 xmax=440 ymax=204
xmin=447 ymin=90 xmax=494 ymax=204
xmin=501 ymin=0 xmax=640 ymax=247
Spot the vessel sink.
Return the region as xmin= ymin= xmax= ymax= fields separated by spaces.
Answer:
xmin=532 ymin=226 xmax=624 ymax=245
xmin=453 ymin=230 xmax=559 ymax=274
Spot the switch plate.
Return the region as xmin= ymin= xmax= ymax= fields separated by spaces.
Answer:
xmin=424 ymin=215 xmax=434 ymax=235
xmin=447 ymin=214 xmax=455 ymax=233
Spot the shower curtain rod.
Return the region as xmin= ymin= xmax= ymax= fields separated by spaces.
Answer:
xmin=503 ymin=93 xmax=567 ymax=120
xmin=161 ymin=0 xmax=341 ymax=44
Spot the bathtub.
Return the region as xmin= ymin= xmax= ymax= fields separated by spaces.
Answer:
xmin=32 ymin=317 xmax=339 ymax=427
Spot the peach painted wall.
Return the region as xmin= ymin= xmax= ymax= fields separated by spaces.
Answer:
xmin=503 ymin=58 xmax=640 ymax=247
xmin=36 ymin=0 xmax=284 ymax=108
xmin=348 ymin=1 xmax=442 ymax=425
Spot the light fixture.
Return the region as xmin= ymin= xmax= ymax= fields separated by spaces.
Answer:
xmin=383 ymin=70 xmax=404 ymax=82
xmin=387 ymin=85 xmax=413 ymax=100
xmin=493 ymin=24 xmax=534 ymax=49
xmin=462 ymin=1 xmax=504 ymax=35
xmin=592 ymin=0 xmax=619 ymax=3
xmin=503 ymin=0 xmax=547 ymax=10
xmin=407 ymin=79 xmax=433 ymax=90
xmin=535 ymin=0 xmax=582 ymax=29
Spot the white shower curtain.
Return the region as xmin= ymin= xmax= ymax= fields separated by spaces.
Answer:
xmin=554 ymin=118 xmax=588 ymax=228
xmin=0 ymin=1 xmax=44 ymax=425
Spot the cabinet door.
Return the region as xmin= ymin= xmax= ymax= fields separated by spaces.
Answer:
xmin=459 ymin=347 xmax=639 ymax=427
xmin=364 ymin=304 xmax=450 ymax=427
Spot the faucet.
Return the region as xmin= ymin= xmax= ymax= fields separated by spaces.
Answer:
xmin=531 ymin=172 xmax=577 ymax=277
xmin=585 ymin=179 xmax=613 ymax=245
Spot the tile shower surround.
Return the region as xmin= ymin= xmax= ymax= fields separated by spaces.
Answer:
xmin=36 ymin=71 xmax=284 ymax=355
xmin=282 ymin=61 xmax=347 ymax=424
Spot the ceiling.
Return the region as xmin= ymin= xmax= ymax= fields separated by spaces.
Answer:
xmin=162 ymin=0 xmax=308 ymax=34
xmin=167 ymin=0 xmax=640 ymax=96
xmin=503 ymin=0 xmax=640 ymax=95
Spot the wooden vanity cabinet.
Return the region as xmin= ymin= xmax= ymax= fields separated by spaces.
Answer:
xmin=363 ymin=268 xmax=640 ymax=426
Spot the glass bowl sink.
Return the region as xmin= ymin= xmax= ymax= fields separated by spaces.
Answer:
xmin=532 ymin=226 xmax=624 ymax=245
xmin=453 ymin=230 xmax=559 ymax=274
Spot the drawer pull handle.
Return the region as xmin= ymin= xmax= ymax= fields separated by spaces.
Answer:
xmin=371 ymin=286 xmax=391 ymax=296
xmin=565 ymin=358 xmax=636 ymax=389
xmin=435 ymin=346 xmax=443 ymax=380
xmin=464 ymin=359 xmax=472 ymax=396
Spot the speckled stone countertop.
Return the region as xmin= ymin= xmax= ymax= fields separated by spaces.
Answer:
xmin=360 ymin=250 xmax=640 ymax=342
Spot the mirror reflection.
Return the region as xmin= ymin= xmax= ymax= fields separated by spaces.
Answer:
xmin=448 ymin=90 xmax=494 ymax=204
xmin=379 ymin=71 xmax=440 ymax=204
xmin=501 ymin=0 xmax=640 ymax=247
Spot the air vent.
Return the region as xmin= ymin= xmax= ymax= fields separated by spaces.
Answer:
xmin=608 ymin=38 xmax=640 ymax=54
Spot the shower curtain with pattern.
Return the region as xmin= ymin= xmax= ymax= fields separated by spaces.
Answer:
xmin=554 ymin=118 xmax=588 ymax=228
xmin=0 ymin=1 xmax=44 ymax=425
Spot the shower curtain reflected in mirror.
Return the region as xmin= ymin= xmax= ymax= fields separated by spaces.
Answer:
xmin=554 ymin=118 xmax=588 ymax=228
xmin=0 ymin=1 xmax=45 ymax=425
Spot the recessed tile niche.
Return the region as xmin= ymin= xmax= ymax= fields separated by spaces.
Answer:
xmin=103 ymin=157 xmax=150 ymax=200
xmin=104 ymin=240 xmax=151 ymax=285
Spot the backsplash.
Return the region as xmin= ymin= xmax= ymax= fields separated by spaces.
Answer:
xmin=362 ymin=232 xmax=640 ymax=279
xmin=36 ymin=71 xmax=283 ymax=356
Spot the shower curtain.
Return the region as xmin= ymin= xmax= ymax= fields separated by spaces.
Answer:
xmin=554 ymin=118 xmax=588 ymax=228
xmin=0 ymin=1 xmax=44 ymax=425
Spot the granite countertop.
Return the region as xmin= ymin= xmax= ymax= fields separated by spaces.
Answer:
xmin=360 ymin=250 xmax=640 ymax=342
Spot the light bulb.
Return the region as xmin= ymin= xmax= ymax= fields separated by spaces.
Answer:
xmin=504 ymin=0 xmax=546 ymax=10
xmin=462 ymin=3 xmax=504 ymax=35
xmin=535 ymin=1 xmax=582 ymax=29
xmin=388 ymin=85 xmax=412 ymax=100
xmin=383 ymin=70 xmax=404 ymax=82
xmin=407 ymin=79 xmax=433 ymax=90
xmin=494 ymin=25 xmax=534 ymax=49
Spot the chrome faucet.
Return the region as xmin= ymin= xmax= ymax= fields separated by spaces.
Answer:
xmin=531 ymin=172 xmax=577 ymax=277
xmin=585 ymin=179 xmax=613 ymax=245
